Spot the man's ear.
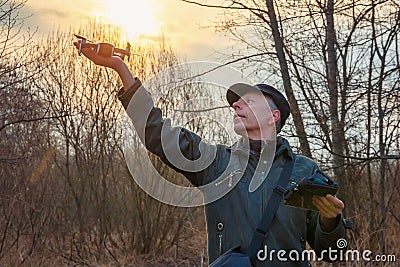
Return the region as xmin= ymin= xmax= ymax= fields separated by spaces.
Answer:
xmin=272 ymin=109 xmax=281 ymax=124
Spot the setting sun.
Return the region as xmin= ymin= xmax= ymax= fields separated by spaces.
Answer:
xmin=101 ymin=0 xmax=161 ymax=40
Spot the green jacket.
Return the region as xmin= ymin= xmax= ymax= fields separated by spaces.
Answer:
xmin=119 ymin=80 xmax=347 ymax=266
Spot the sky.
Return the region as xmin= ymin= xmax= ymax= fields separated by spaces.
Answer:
xmin=24 ymin=0 xmax=236 ymax=61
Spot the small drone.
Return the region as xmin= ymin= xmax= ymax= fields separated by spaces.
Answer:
xmin=74 ymin=34 xmax=131 ymax=61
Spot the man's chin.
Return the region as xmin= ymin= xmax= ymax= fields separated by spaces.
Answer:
xmin=233 ymin=127 xmax=248 ymax=138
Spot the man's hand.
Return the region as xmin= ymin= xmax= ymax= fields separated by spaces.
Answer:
xmin=312 ymin=194 xmax=344 ymax=232
xmin=73 ymin=41 xmax=124 ymax=70
xmin=73 ymin=41 xmax=136 ymax=90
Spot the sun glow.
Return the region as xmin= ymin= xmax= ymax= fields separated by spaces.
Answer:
xmin=101 ymin=0 xmax=161 ymax=40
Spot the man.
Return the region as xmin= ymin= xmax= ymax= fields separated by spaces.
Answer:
xmin=74 ymin=41 xmax=348 ymax=266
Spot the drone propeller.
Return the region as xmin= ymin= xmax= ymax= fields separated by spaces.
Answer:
xmin=74 ymin=34 xmax=86 ymax=40
xmin=74 ymin=34 xmax=91 ymax=56
xmin=114 ymin=42 xmax=131 ymax=60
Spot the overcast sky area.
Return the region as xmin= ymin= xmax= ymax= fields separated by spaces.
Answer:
xmin=23 ymin=0 xmax=237 ymax=62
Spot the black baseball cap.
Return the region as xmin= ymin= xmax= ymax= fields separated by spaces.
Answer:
xmin=226 ymin=83 xmax=291 ymax=127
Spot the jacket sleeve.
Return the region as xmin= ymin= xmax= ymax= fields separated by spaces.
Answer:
xmin=118 ymin=79 xmax=217 ymax=186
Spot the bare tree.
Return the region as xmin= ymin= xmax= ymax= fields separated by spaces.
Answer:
xmin=28 ymin=22 xmax=207 ymax=265
xmin=0 ymin=1 xmax=58 ymax=264
xmin=0 ymin=0 xmax=57 ymax=133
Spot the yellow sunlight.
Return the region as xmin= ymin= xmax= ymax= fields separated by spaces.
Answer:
xmin=103 ymin=0 xmax=160 ymax=40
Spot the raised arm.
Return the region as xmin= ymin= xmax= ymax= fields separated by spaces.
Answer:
xmin=73 ymin=40 xmax=218 ymax=186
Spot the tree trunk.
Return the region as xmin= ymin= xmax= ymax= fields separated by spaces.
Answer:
xmin=325 ymin=0 xmax=350 ymax=213
xmin=377 ymin=68 xmax=386 ymax=253
xmin=266 ymin=0 xmax=312 ymax=158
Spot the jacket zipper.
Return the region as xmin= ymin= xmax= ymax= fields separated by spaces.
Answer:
xmin=262 ymin=184 xmax=265 ymax=213
xmin=214 ymin=169 xmax=242 ymax=187
xmin=218 ymin=234 xmax=223 ymax=256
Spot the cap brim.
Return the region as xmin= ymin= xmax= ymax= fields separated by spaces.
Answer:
xmin=226 ymin=83 xmax=260 ymax=106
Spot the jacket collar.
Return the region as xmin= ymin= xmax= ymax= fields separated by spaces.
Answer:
xmin=275 ymin=137 xmax=294 ymax=160
xmin=228 ymin=136 xmax=293 ymax=160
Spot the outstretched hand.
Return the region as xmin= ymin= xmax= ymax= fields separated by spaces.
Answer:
xmin=312 ymin=194 xmax=344 ymax=232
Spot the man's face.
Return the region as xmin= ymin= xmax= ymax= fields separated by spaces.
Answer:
xmin=232 ymin=91 xmax=279 ymax=139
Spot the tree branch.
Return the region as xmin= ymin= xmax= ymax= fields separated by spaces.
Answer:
xmin=0 ymin=114 xmax=70 ymax=132
xmin=181 ymin=0 xmax=268 ymax=14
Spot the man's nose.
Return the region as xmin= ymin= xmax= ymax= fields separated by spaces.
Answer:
xmin=232 ymin=100 xmax=242 ymax=110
